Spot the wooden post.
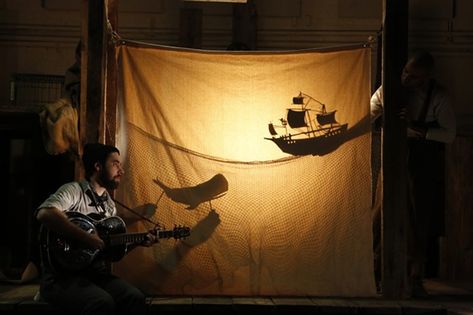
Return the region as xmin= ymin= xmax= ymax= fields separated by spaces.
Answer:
xmin=104 ymin=0 xmax=118 ymax=146
xmin=381 ymin=0 xmax=409 ymax=298
xmin=80 ymin=0 xmax=118 ymax=146
xmin=232 ymin=0 xmax=257 ymax=50
xmin=78 ymin=0 xmax=117 ymax=179
xmin=80 ymin=0 xmax=106 ymax=145
xmin=179 ymin=6 xmax=202 ymax=48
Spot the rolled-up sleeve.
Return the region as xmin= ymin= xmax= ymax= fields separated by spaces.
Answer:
xmin=34 ymin=182 xmax=81 ymax=217
xmin=370 ymin=86 xmax=383 ymax=122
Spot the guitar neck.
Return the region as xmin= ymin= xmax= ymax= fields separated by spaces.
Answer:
xmin=108 ymin=230 xmax=175 ymax=246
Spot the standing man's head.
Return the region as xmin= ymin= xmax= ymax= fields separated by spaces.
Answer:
xmin=401 ymin=51 xmax=435 ymax=89
xmin=82 ymin=143 xmax=124 ymax=190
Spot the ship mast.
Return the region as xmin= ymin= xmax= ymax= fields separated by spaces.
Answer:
xmin=295 ymin=91 xmax=326 ymax=136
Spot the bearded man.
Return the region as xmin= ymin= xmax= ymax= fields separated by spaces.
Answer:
xmin=36 ymin=143 xmax=155 ymax=314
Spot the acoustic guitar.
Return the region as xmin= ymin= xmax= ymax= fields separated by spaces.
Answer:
xmin=41 ymin=211 xmax=190 ymax=272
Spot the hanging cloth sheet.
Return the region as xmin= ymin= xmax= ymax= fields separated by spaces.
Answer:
xmin=113 ymin=42 xmax=375 ymax=297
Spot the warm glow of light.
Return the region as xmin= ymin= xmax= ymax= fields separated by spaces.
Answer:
xmin=120 ymin=47 xmax=367 ymax=162
xmin=116 ymin=44 xmax=375 ymax=297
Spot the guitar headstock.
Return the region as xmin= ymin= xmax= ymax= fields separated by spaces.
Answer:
xmin=172 ymin=226 xmax=191 ymax=239
xmin=153 ymin=225 xmax=191 ymax=240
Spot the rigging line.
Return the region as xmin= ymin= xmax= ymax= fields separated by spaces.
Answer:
xmin=120 ymin=38 xmax=369 ymax=54
xmin=155 ymin=191 xmax=165 ymax=208
xmin=299 ymin=92 xmax=325 ymax=108
xmin=128 ymin=123 xmax=301 ymax=165
xmin=113 ymin=198 xmax=159 ymax=227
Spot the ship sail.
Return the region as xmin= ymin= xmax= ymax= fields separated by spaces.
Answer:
xmin=292 ymin=96 xmax=304 ymax=104
xmin=287 ymin=109 xmax=307 ymax=128
xmin=268 ymin=123 xmax=278 ymax=136
xmin=265 ymin=92 xmax=349 ymax=156
xmin=316 ymin=110 xmax=338 ymax=126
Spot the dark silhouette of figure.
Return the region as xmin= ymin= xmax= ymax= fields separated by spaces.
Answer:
xmin=371 ymin=51 xmax=456 ymax=297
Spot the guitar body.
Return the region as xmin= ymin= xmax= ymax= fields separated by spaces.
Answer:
xmin=43 ymin=211 xmax=127 ymax=273
xmin=93 ymin=214 xmax=128 ymax=262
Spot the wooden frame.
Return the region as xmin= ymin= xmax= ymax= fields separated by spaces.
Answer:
xmin=381 ymin=0 xmax=409 ymax=298
xmin=79 ymin=0 xmax=409 ymax=298
xmin=79 ymin=0 xmax=118 ymax=148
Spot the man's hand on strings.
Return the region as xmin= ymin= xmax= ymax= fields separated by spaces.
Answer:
xmin=141 ymin=231 xmax=158 ymax=247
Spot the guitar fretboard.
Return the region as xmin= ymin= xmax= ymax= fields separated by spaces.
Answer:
xmin=108 ymin=230 xmax=177 ymax=246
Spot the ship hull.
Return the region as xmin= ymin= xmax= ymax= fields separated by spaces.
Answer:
xmin=267 ymin=124 xmax=348 ymax=156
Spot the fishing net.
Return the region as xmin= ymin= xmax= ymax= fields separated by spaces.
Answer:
xmin=113 ymin=43 xmax=376 ymax=296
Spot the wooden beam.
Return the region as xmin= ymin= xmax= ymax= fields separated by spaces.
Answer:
xmin=179 ymin=7 xmax=202 ymax=48
xmin=80 ymin=0 xmax=106 ymax=146
xmin=381 ymin=0 xmax=409 ymax=298
xmin=80 ymin=0 xmax=117 ymax=147
xmin=104 ymin=0 xmax=118 ymax=146
xmin=78 ymin=0 xmax=117 ymax=178
xmin=232 ymin=0 xmax=257 ymax=50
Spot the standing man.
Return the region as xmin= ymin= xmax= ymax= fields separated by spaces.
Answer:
xmin=36 ymin=143 xmax=155 ymax=314
xmin=371 ymin=51 xmax=456 ymax=296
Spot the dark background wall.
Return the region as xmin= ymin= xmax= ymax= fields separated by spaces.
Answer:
xmin=0 ymin=0 xmax=471 ymax=281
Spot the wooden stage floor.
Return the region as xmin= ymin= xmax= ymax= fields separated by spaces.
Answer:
xmin=1 ymin=279 xmax=472 ymax=314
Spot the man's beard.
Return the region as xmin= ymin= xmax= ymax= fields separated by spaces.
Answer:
xmin=98 ymin=170 xmax=120 ymax=190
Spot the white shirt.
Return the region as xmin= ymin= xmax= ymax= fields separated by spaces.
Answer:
xmin=370 ymin=83 xmax=456 ymax=143
xmin=37 ymin=181 xmax=117 ymax=217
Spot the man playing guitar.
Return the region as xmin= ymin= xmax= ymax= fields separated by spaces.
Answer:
xmin=36 ymin=143 xmax=155 ymax=315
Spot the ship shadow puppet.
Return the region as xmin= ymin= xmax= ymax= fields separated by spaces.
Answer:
xmin=266 ymin=92 xmax=370 ymax=156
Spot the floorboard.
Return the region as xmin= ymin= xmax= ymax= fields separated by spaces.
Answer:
xmin=0 ymin=279 xmax=471 ymax=314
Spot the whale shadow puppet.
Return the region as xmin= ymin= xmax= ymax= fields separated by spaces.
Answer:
xmin=153 ymin=173 xmax=229 ymax=209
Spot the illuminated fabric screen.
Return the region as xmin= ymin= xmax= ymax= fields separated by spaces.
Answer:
xmin=114 ymin=43 xmax=375 ymax=296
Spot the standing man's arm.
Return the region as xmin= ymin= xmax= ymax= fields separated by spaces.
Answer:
xmin=370 ymin=86 xmax=384 ymax=122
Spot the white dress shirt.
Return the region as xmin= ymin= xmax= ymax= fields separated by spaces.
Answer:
xmin=370 ymin=83 xmax=456 ymax=143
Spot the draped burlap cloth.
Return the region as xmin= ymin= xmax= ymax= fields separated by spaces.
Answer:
xmin=113 ymin=43 xmax=375 ymax=297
